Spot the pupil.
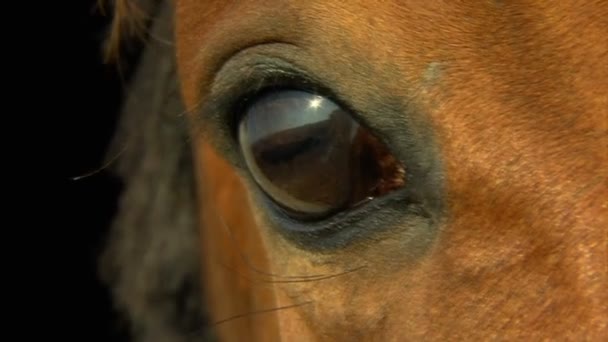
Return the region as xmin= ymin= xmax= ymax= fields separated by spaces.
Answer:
xmin=239 ymin=90 xmax=405 ymax=220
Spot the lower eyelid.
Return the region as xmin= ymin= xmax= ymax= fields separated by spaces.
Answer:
xmin=254 ymin=183 xmax=433 ymax=251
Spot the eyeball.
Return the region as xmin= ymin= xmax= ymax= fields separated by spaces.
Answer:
xmin=238 ymin=89 xmax=405 ymax=220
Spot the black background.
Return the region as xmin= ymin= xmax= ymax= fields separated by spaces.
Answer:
xmin=58 ymin=1 xmax=138 ymax=340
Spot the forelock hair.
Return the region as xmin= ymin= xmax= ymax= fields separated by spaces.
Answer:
xmin=99 ymin=1 xmax=212 ymax=341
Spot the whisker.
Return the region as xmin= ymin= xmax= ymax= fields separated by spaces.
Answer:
xmin=148 ymin=31 xmax=174 ymax=46
xmin=217 ymin=260 xmax=366 ymax=285
xmin=187 ymin=301 xmax=312 ymax=337
xmin=70 ymin=143 xmax=129 ymax=181
xmin=212 ymin=301 xmax=312 ymax=327
xmin=261 ymin=265 xmax=366 ymax=283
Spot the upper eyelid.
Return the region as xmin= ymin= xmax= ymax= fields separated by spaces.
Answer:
xmin=198 ymin=53 xmax=393 ymax=177
xmin=195 ymin=56 xmax=319 ymax=171
xmin=202 ymin=56 xmax=347 ymax=143
xmin=204 ymin=42 xmax=342 ymax=124
xmin=211 ymin=58 xmax=314 ymax=106
xmin=215 ymin=68 xmax=316 ymax=142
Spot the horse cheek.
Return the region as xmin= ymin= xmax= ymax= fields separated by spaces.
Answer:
xmin=195 ymin=140 xmax=282 ymax=341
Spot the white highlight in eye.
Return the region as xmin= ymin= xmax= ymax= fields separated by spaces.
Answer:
xmin=308 ymin=96 xmax=323 ymax=109
xmin=246 ymin=91 xmax=338 ymax=143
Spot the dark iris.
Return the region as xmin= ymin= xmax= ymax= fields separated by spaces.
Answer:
xmin=238 ymin=89 xmax=405 ymax=220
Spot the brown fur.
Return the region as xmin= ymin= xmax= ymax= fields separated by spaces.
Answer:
xmin=105 ymin=0 xmax=608 ymax=341
xmin=178 ymin=0 xmax=608 ymax=340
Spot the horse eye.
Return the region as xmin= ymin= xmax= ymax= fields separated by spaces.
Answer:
xmin=238 ymin=89 xmax=406 ymax=220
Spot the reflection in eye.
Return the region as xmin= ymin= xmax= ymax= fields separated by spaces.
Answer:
xmin=238 ymin=90 xmax=405 ymax=220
